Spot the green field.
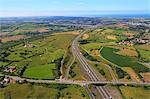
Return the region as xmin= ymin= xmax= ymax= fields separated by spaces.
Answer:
xmin=0 ymin=83 xmax=89 ymax=99
xmin=81 ymin=43 xmax=101 ymax=50
xmin=23 ymin=64 xmax=55 ymax=79
xmin=100 ymin=47 xmax=149 ymax=73
xmin=137 ymin=49 xmax=150 ymax=62
xmin=0 ymin=34 xmax=76 ymax=79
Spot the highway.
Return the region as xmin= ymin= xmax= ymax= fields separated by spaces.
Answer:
xmin=4 ymin=30 xmax=150 ymax=99
xmin=71 ymin=31 xmax=112 ymax=99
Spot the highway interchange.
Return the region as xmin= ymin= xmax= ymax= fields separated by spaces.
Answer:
xmin=5 ymin=30 xmax=150 ymax=99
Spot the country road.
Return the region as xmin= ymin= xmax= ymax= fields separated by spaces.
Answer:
xmin=8 ymin=76 xmax=150 ymax=86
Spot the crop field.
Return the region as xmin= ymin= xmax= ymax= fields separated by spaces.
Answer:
xmin=0 ymin=83 xmax=89 ymax=99
xmin=100 ymin=47 xmax=149 ymax=73
xmin=0 ymin=33 xmax=77 ymax=79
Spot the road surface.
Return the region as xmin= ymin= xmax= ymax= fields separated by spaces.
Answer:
xmin=71 ymin=31 xmax=111 ymax=99
xmin=8 ymin=76 xmax=150 ymax=86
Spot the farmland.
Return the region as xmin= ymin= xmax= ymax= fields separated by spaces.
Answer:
xmin=79 ymin=26 xmax=150 ymax=82
xmin=0 ymin=83 xmax=89 ymax=99
xmin=100 ymin=47 xmax=149 ymax=73
xmin=0 ymin=32 xmax=78 ymax=79
xmin=0 ymin=17 xmax=150 ymax=99
xmin=84 ymin=28 xmax=131 ymax=43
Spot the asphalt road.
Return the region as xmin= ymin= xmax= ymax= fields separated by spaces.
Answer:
xmin=8 ymin=76 xmax=150 ymax=86
xmin=71 ymin=31 xmax=112 ymax=99
xmin=4 ymin=29 xmax=150 ymax=99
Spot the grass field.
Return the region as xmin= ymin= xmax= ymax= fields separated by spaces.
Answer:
xmin=88 ymin=61 xmax=112 ymax=81
xmin=69 ymin=59 xmax=86 ymax=81
xmin=81 ymin=43 xmax=102 ymax=50
xmin=137 ymin=49 xmax=150 ymax=62
xmin=23 ymin=64 xmax=55 ymax=79
xmin=0 ymin=83 xmax=89 ymax=99
xmin=119 ymin=86 xmax=150 ymax=99
xmin=0 ymin=33 xmax=77 ymax=79
xmin=100 ymin=47 xmax=149 ymax=73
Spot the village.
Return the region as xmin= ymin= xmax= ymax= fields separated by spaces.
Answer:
xmin=118 ymin=29 xmax=149 ymax=46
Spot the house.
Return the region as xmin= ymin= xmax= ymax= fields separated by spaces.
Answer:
xmin=118 ymin=40 xmax=133 ymax=46
xmin=9 ymin=66 xmax=16 ymax=73
xmin=4 ymin=66 xmax=16 ymax=73
xmin=133 ymin=38 xmax=149 ymax=44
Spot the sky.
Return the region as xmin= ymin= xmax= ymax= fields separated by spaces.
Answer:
xmin=0 ymin=0 xmax=150 ymax=17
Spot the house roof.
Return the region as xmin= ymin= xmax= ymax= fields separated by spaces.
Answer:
xmin=9 ymin=66 xmax=16 ymax=68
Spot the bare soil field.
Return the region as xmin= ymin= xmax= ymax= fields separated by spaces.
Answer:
xmin=14 ymin=28 xmax=49 ymax=33
xmin=123 ymin=31 xmax=134 ymax=38
xmin=106 ymin=86 xmax=122 ymax=99
xmin=90 ymin=49 xmax=100 ymax=56
xmin=116 ymin=48 xmax=138 ymax=57
xmin=0 ymin=32 xmax=9 ymax=36
xmin=122 ymin=67 xmax=141 ymax=82
xmin=141 ymin=72 xmax=150 ymax=82
xmin=54 ymin=31 xmax=79 ymax=36
xmin=81 ymin=34 xmax=89 ymax=39
xmin=1 ymin=35 xmax=26 ymax=42
xmin=135 ymin=45 xmax=150 ymax=51
xmin=106 ymin=35 xmax=117 ymax=40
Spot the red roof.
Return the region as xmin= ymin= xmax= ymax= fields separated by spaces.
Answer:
xmin=9 ymin=66 xmax=16 ymax=68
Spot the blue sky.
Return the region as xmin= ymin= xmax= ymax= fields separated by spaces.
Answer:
xmin=0 ymin=0 xmax=150 ymax=17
